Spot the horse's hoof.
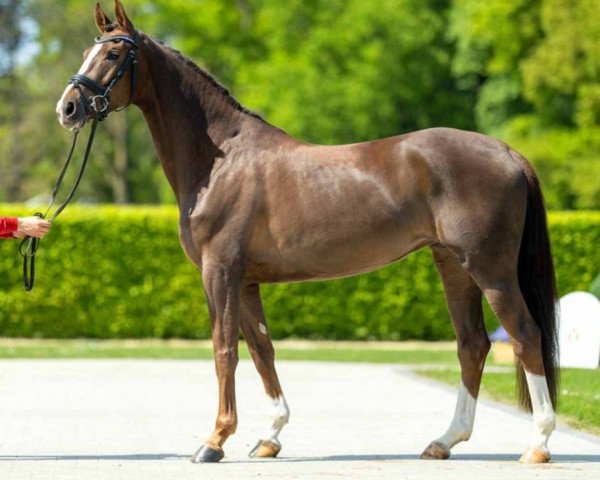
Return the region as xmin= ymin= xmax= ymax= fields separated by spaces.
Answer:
xmin=420 ymin=441 xmax=451 ymax=460
xmin=519 ymin=447 xmax=550 ymax=464
xmin=248 ymin=439 xmax=282 ymax=458
xmin=190 ymin=445 xmax=224 ymax=463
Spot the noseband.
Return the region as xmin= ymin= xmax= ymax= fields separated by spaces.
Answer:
xmin=70 ymin=31 xmax=139 ymax=120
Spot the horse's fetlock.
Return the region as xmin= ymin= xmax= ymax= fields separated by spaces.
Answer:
xmin=535 ymin=411 xmax=555 ymax=435
xmin=217 ymin=414 xmax=238 ymax=434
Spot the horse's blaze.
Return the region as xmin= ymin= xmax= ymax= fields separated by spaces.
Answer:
xmin=420 ymin=441 xmax=451 ymax=460
xmin=519 ymin=447 xmax=551 ymax=464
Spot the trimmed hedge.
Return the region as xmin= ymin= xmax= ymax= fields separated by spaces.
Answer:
xmin=0 ymin=205 xmax=598 ymax=340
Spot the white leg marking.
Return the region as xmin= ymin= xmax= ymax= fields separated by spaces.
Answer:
xmin=262 ymin=395 xmax=289 ymax=444
xmin=435 ymin=381 xmax=477 ymax=448
xmin=258 ymin=323 xmax=268 ymax=335
xmin=524 ymin=372 xmax=555 ymax=451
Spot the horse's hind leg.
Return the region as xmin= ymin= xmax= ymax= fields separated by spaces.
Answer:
xmin=475 ymin=271 xmax=556 ymax=463
xmin=240 ymin=284 xmax=290 ymax=458
xmin=421 ymin=247 xmax=490 ymax=460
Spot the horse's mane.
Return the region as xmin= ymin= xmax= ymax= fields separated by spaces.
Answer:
xmin=151 ymin=35 xmax=264 ymax=121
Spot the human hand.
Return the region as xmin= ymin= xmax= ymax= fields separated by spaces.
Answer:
xmin=17 ymin=217 xmax=51 ymax=239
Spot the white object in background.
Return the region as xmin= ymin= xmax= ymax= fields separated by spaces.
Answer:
xmin=558 ymin=292 xmax=600 ymax=369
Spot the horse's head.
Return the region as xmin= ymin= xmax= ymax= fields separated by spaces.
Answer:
xmin=56 ymin=1 xmax=138 ymax=130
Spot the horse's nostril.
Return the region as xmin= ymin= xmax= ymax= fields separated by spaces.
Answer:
xmin=65 ymin=102 xmax=76 ymax=117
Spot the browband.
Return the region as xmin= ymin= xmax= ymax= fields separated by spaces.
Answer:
xmin=95 ymin=34 xmax=139 ymax=48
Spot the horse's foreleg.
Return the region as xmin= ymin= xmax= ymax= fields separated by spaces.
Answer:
xmin=240 ymin=284 xmax=290 ymax=458
xmin=191 ymin=263 xmax=242 ymax=463
xmin=422 ymin=247 xmax=490 ymax=460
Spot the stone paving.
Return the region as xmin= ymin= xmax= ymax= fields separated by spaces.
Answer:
xmin=0 ymin=359 xmax=598 ymax=479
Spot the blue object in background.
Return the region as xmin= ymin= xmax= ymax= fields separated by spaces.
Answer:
xmin=489 ymin=325 xmax=510 ymax=343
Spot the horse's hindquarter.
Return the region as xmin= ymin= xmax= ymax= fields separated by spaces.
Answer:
xmin=409 ymin=128 xmax=528 ymax=261
xmin=246 ymin=135 xmax=437 ymax=283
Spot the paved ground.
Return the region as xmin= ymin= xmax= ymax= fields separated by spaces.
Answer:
xmin=0 ymin=360 xmax=598 ymax=479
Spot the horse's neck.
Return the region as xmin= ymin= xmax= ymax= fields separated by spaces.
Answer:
xmin=133 ymin=34 xmax=272 ymax=205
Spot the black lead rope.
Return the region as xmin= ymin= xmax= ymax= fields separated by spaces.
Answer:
xmin=19 ymin=117 xmax=100 ymax=292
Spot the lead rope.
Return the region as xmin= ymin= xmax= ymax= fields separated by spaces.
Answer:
xmin=19 ymin=117 xmax=100 ymax=292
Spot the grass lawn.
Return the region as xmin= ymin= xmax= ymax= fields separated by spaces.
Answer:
xmin=0 ymin=338 xmax=597 ymax=435
xmin=0 ymin=338 xmax=458 ymax=363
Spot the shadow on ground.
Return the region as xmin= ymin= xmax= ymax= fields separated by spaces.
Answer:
xmin=0 ymin=453 xmax=598 ymax=463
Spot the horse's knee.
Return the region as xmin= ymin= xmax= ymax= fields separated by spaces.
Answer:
xmin=214 ymin=347 xmax=239 ymax=373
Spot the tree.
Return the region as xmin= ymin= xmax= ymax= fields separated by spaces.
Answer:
xmin=450 ymin=0 xmax=600 ymax=209
xmin=0 ymin=0 xmax=29 ymax=200
xmin=0 ymin=0 xmax=595 ymax=209
xmin=141 ymin=0 xmax=476 ymax=144
xmin=0 ymin=0 xmax=168 ymax=205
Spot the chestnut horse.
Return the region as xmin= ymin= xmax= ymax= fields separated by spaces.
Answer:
xmin=57 ymin=1 xmax=559 ymax=464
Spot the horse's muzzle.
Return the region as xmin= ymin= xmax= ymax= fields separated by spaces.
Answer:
xmin=56 ymin=87 xmax=87 ymax=131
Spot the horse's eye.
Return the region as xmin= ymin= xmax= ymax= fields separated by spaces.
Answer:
xmin=107 ymin=51 xmax=120 ymax=61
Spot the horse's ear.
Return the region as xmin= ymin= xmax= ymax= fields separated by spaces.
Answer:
xmin=95 ymin=3 xmax=112 ymax=33
xmin=114 ymin=0 xmax=134 ymax=34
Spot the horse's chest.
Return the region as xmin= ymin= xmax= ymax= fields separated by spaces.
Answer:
xmin=179 ymin=184 xmax=250 ymax=264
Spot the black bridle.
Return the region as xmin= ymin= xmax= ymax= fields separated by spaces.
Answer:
xmin=19 ymin=31 xmax=139 ymax=292
xmin=71 ymin=31 xmax=139 ymax=120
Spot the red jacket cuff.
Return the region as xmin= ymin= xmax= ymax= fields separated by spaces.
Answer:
xmin=0 ymin=217 xmax=18 ymax=236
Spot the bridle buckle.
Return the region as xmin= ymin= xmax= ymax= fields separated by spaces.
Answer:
xmin=90 ymin=95 xmax=110 ymax=114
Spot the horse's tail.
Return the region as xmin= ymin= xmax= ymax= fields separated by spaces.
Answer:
xmin=515 ymin=160 xmax=559 ymax=412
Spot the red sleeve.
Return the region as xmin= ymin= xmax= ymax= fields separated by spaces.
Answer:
xmin=0 ymin=217 xmax=18 ymax=238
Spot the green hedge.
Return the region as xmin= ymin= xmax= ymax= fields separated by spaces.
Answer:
xmin=0 ymin=205 xmax=598 ymax=340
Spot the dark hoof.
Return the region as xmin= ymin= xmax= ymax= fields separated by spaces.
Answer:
xmin=248 ymin=439 xmax=282 ymax=458
xmin=421 ymin=441 xmax=451 ymax=460
xmin=190 ymin=445 xmax=224 ymax=463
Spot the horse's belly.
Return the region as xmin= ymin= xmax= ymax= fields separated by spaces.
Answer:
xmin=247 ymin=210 xmax=432 ymax=283
xmin=246 ymin=136 xmax=436 ymax=283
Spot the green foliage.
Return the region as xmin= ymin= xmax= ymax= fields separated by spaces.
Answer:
xmin=450 ymin=0 xmax=600 ymax=210
xmin=142 ymin=0 xmax=475 ymax=144
xmin=521 ymin=0 xmax=600 ymax=126
xmin=0 ymin=205 xmax=202 ymax=338
xmin=0 ymin=339 xmax=459 ymax=364
xmin=0 ymin=206 xmax=598 ymax=340
xmin=548 ymin=211 xmax=600 ymax=295
xmin=502 ymin=120 xmax=600 ymax=209
xmin=0 ymin=1 xmax=597 ymax=211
